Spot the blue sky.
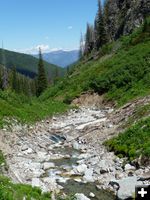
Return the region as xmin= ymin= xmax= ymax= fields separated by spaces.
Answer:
xmin=0 ymin=0 xmax=103 ymax=54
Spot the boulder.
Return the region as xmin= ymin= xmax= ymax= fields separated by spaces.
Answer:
xmin=73 ymin=141 xmax=80 ymax=150
xmin=21 ymin=144 xmax=29 ymax=151
xmin=75 ymin=118 xmax=107 ymax=131
xmin=110 ymin=176 xmax=143 ymax=199
xmin=98 ymin=160 xmax=109 ymax=174
xmin=78 ymin=153 xmax=90 ymax=159
xmin=88 ymin=156 xmax=99 ymax=165
xmin=75 ymin=164 xmax=88 ymax=174
xmin=42 ymin=177 xmax=58 ymax=191
xmin=74 ymin=178 xmax=82 ymax=182
xmin=138 ymin=171 xmax=150 ymax=181
xmin=36 ymin=151 xmax=50 ymax=162
xmin=57 ymin=177 xmax=69 ymax=183
xmin=89 ymin=192 xmax=95 ymax=198
xmin=75 ymin=193 xmax=90 ymax=200
xmin=32 ymin=178 xmax=41 ymax=187
xmin=83 ymin=169 xmax=94 ymax=182
xmin=43 ymin=162 xmax=55 ymax=170
xmin=124 ymin=164 xmax=136 ymax=171
xmin=28 ymin=162 xmax=44 ymax=178
xmin=23 ymin=148 xmax=33 ymax=154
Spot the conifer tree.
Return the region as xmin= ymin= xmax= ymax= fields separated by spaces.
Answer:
xmin=12 ymin=66 xmax=17 ymax=92
xmin=79 ymin=32 xmax=84 ymax=59
xmin=66 ymin=66 xmax=69 ymax=76
xmin=103 ymin=0 xmax=111 ymax=41
xmin=54 ymin=67 xmax=59 ymax=84
xmin=36 ymin=48 xmax=48 ymax=96
xmin=94 ymin=0 xmax=107 ymax=50
xmin=1 ymin=46 xmax=8 ymax=90
xmin=2 ymin=67 xmax=8 ymax=90
xmin=55 ymin=67 xmax=59 ymax=78
xmin=84 ymin=23 xmax=94 ymax=55
xmin=0 ymin=66 xmax=2 ymax=89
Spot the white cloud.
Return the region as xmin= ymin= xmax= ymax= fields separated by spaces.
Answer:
xmin=67 ymin=26 xmax=73 ymax=30
xmin=49 ymin=47 xmax=63 ymax=52
xmin=36 ymin=44 xmax=50 ymax=51
xmin=14 ymin=45 xmax=79 ymax=55
xmin=14 ymin=44 xmax=50 ymax=54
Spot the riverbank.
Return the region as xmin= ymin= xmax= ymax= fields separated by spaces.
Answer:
xmin=0 ymin=101 xmax=150 ymax=199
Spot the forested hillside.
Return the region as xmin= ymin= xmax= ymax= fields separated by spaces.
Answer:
xmin=41 ymin=17 xmax=150 ymax=106
xmin=0 ymin=48 xmax=65 ymax=79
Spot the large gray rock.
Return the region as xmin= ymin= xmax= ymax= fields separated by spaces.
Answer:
xmin=21 ymin=144 xmax=29 ymax=151
xmin=75 ymin=193 xmax=90 ymax=200
xmin=32 ymin=178 xmax=41 ymax=187
xmin=42 ymin=177 xmax=58 ymax=191
xmin=83 ymin=168 xmax=94 ymax=182
xmin=23 ymin=148 xmax=33 ymax=155
xmin=43 ymin=162 xmax=55 ymax=170
xmin=124 ymin=164 xmax=136 ymax=171
xmin=89 ymin=192 xmax=95 ymax=198
xmin=138 ymin=171 xmax=150 ymax=181
xmin=110 ymin=176 xmax=143 ymax=199
xmin=75 ymin=118 xmax=107 ymax=131
xmin=73 ymin=141 xmax=80 ymax=150
xmin=74 ymin=164 xmax=88 ymax=174
xmin=98 ymin=160 xmax=110 ymax=174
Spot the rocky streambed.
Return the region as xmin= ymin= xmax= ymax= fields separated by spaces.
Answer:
xmin=0 ymin=106 xmax=150 ymax=200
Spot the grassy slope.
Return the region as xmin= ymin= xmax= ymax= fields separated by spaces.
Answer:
xmin=0 ymin=175 xmax=75 ymax=200
xmin=0 ymin=49 xmax=65 ymax=78
xmin=40 ymin=19 xmax=150 ymax=107
xmin=39 ymin=19 xmax=150 ymax=162
xmin=105 ymin=117 xmax=150 ymax=161
xmin=0 ymin=90 xmax=68 ymax=128
xmin=0 ymin=176 xmax=52 ymax=200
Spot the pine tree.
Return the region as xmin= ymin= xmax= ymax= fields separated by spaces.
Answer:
xmin=79 ymin=32 xmax=84 ymax=59
xmin=1 ymin=46 xmax=8 ymax=90
xmin=30 ymin=79 xmax=37 ymax=96
xmin=12 ymin=66 xmax=17 ymax=92
xmin=55 ymin=67 xmax=59 ymax=78
xmin=66 ymin=66 xmax=69 ymax=76
xmin=0 ymin=66 xmax=2 ymax=89
xmin=94 ymin=0 xmax=107 ymax=50
xmin=54 ymin=67 xmax=59 ymax=84
xmin=2 ymin=67 xmax=8 ymax=90
xmin=84 ymin=23 xmax=94 ymax=55
xmin=36 ymin=48 xmax=48 ymax=96
xmin=103 ymin=0 xmax=111 ymax=41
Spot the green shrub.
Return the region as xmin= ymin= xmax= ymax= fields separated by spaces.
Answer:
xmin=105 ymin=117 xmax=150 ymax=161
xmin=0 ymin=175 xmax=51 ymax=200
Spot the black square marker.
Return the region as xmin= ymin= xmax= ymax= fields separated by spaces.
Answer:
xmin=135 ymin=185 xmax=150 ymax=200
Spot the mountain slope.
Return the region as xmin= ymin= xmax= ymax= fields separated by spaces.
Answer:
xmin=40 ymin=18 xmax=150 ymax=106
xmin=0 ymin=49 xmax=65 ymax=78
xmin=34 ymin=50 xmax=79 ymax=68
xmin=38 ymin=17 xmax=150 ymax=165
xmin=105 ymin=0 xmax=149 ymax=41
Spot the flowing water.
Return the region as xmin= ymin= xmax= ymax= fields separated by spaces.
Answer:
xmin=48 ymin=144 xmax=115 ymax=200
xmin=61 ymin=180 xmax=115 ymax=200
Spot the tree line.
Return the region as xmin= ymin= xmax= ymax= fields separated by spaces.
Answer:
xmin=0 ymin=64 xmax=37 ymax=96
xmin=79 ymin=0 xmax=110 ymax=57
xmin=0 ymin=48 xmax=52 ymax=97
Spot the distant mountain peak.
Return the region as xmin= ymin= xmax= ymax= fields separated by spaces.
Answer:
xmin=34 ymin=49 xmax=80 ymax=68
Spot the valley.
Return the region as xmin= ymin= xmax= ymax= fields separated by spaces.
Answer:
xmin=0 ymin=0 xmax=149 ymax=200
xmin=1 ymin=94 xmax=150 ymax=199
